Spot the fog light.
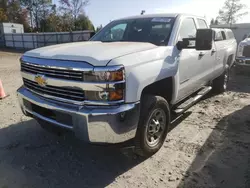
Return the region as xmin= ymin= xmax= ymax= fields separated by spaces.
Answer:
xmin=85 ymin=90 xmax=124 ymax=101
xmin=109 ymin=89 xmax=123 ymax=101
xmin=119 ymin=112 xmax=126 ymax=121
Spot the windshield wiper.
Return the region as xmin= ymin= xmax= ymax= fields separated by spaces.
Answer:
xmin=101 ymin=40 xmax=119 ymax=43
xmin=101 ymin=40 xmax=126 ymax=43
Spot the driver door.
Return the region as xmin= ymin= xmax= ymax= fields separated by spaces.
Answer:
xmin=177 ymin=17 xmax=203 ymax=102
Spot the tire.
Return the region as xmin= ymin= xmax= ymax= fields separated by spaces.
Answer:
xmin=134 ymin=95 xmax=170 ymax=157
xmin=212 ymin=66 xmax=229 ymax=94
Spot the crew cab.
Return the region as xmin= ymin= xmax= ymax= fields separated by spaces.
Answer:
xmin=236 ymin=33 xmax=250 ymax=66
xmin=17 ymin=14 xmax=236 ymax=157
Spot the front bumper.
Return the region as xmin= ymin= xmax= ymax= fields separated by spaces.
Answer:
xmin=17 ymin=87 xmax=140 ymax=144
xmin=235 ymin=57 xmax=250 ymax=66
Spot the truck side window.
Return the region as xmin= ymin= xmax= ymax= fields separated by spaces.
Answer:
xmin=214 ymin=31 xmax=223 ymax=41
xmin=178 ymin=18 xmax=197 ymax=40
xmin=197 ymin=19 xmax=208 ymax=29
xmin=227 ymin=31 xmax=235 ymax=39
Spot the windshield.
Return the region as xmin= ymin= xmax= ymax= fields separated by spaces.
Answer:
xmin=91 ymin=17 xmax=175 ymax=46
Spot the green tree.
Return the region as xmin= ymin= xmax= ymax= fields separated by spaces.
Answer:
xmin=217 ymin=0 xmax=248 ymax=24
xmin=0 ymin=0 xmax=29 ymax=31
xmin=0 ymin=8 xmax=8 ymax=22
xmin=75 ymin=14 xmax=94 ymax=31
xmin=59 ymin=0 xmax=89 ymax=30
xmin=44 ymin=12 xmax=61 ymax=32
xmin=20 ymin=0 xmax=54 ymax=31
xmin=96 ymin=25 xmax=102 ymax=32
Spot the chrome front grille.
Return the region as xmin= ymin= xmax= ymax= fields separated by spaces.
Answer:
xmin=21 ymin=62 xmax=84 ymax=81
xmin=23 ymin=78 xmax=85 ymax=102
xmin=243 ymin=46 xmax=250 ymax=57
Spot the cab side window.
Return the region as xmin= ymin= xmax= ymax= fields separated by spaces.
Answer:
xmin=214 ymin=31 xmax=223 ymax=41
xmin=197 ymin=19 xmax=208 ymax=29
xmin=226 ymin=30 xmax=235 ymax=39
xmin=178 ymin=18 xmax=197 ymax=40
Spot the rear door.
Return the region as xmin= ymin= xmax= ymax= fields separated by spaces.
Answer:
xmin=213 ymin=30 xmax=227 ymax=76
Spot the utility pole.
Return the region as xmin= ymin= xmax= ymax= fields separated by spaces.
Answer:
xmin=27 ymin=0 xmax=33 ymax=30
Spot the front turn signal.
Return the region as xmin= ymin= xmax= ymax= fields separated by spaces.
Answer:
xmin=109 ymin=89 xmax=123 ymax=101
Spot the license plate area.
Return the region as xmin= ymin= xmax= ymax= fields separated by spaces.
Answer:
xmin=23 ymin=99 xmax=73 ymax=127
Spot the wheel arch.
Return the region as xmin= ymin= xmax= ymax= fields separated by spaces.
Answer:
xmin=140 ymin=77 xmax=174 ymax=104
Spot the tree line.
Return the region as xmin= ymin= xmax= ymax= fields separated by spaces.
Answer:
xmin=0 ymin=0 xmax=249 ymax=33
xmin=0 ymin=0 xmax=95 ymax=32
xmin=211 ymin=0 xmax=248 ymax=25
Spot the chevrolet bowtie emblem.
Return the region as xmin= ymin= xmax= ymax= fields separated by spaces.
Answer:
xmin=35 ymin=74 xmax=47 ymax=87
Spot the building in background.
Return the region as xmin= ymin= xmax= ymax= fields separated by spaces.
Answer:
xmin=0 ymin=23 xmax=24 ymax=47
xmin=212 ymin=23 xmax=250 ymax=44
xmin=0 ymin=23 xmax=24 ymax=35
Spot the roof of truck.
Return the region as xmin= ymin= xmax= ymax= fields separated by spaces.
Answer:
xmin=116 ymin=13 xmax=206 ymax=21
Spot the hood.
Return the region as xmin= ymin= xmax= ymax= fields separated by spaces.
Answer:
xmin=240 ymin=38 xmax=250 ymax=46
xmin=24 ymin=41 xmax=158 ymax=66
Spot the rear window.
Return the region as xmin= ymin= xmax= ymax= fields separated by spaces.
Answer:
xmin=197 ymin=19 xmax=208 ymax=29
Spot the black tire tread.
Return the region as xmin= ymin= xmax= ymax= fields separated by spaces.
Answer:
xmin=134 ymin=95 xmax=170 ymax=157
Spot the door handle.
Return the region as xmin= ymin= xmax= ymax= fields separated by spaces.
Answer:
xmin=211 ymin=49 xmax=216 ymax=53
xmin=199 ymin=52 xmax=205 ymax=57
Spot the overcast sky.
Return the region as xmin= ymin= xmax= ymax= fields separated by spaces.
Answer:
xmin=54 ymin=0 xmax=250 ymax=27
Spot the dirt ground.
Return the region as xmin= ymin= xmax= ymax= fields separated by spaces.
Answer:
xmin=0 ymin=50 xmax=250 ymax=188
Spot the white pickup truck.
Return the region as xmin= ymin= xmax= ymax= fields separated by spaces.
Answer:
xmin=17 ymin=14 xmax=237 ymax=156
xmin=236 ymin=33 xmax=250 ymax=66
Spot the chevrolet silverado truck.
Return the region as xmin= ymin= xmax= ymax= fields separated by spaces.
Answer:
xmin=17 ymin=14 xmax=236 ymax=157
xmin=236 ymin=33 xmax=250 ymax=66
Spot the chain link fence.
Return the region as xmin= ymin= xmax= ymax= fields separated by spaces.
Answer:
xmin=0 ymin=30 xmax=94 ymax=50
xmin=0 ymin=33 xmax=4 ymax=47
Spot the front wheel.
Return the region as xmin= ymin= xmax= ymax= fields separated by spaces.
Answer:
xmin=134 ymin=95 xmax=170 ymax=157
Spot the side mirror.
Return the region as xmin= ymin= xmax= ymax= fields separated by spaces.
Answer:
xmin=176 ymin=39 xmax=190 ymax=50
xmin=195 ymin=29 xmax=213 ymax=51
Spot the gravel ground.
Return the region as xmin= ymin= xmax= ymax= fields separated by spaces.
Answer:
xmin=0 ymin=50 xmax=250 ymax=188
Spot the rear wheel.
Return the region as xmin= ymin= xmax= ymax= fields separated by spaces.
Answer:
xmin=134 ymin=95 xmax=170 ymax=157
xmin=212 ymin=66 xmax=229 ymax=94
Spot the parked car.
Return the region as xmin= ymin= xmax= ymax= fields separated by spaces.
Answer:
xmin=213 ymin=28 xmax=237 ymax=68
xmin=236 ymin=33 xmax=250 ymax=66
xmin=17 ymin=13 xmax=237 ymax=157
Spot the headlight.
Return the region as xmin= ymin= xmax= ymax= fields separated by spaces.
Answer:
xmin=237 ymin=44 xmax=244 ymax=57
xmin=83 ymin=66 xmax=124 ymax=82
xmin=83 ymin=65 xmax=125 ymax=102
